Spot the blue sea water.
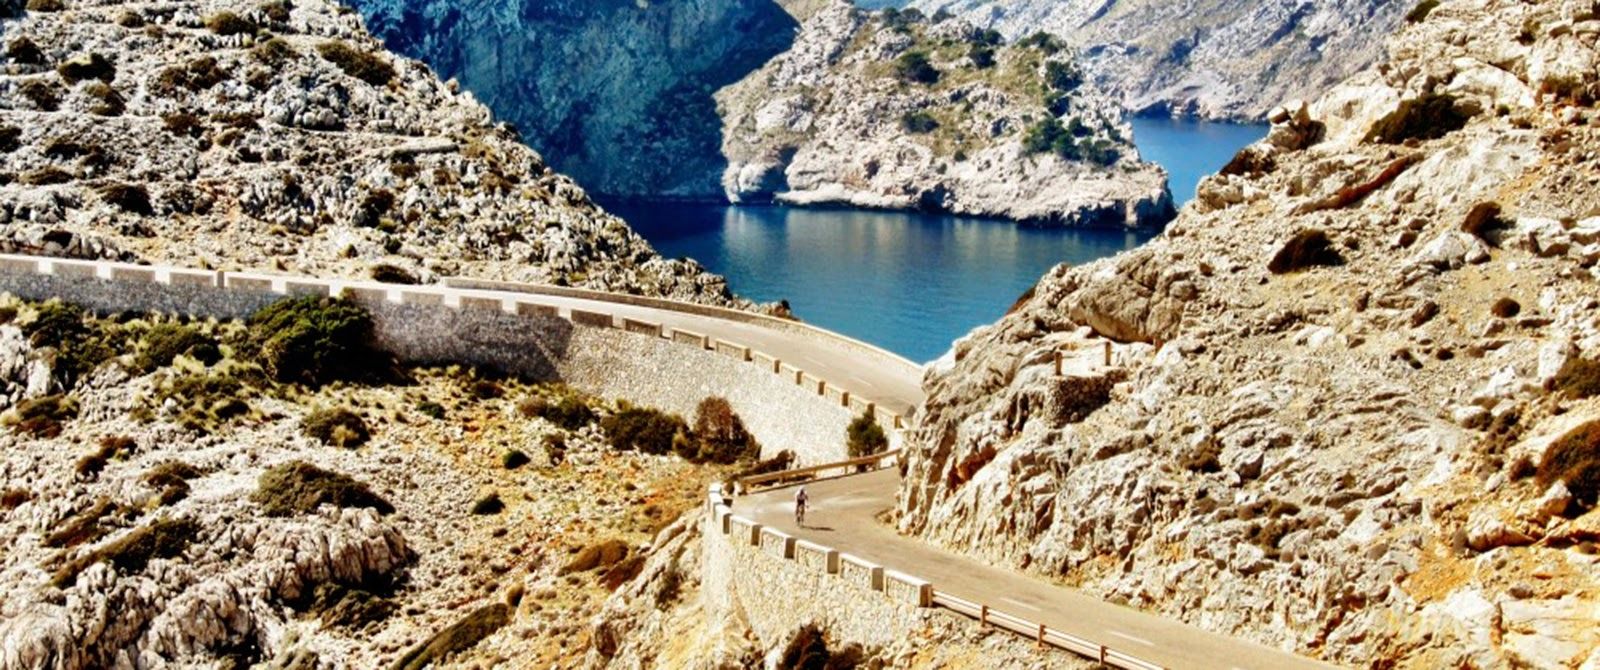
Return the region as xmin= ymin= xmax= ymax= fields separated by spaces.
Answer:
xmin=610 ymin=119 xmax=1265 ymax=363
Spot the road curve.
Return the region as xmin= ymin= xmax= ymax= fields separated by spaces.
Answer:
xmin=740 ymin=470 xmax=1338 ymax=670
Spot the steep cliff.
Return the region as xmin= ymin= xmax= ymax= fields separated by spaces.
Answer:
xmin=898 ymin=0 xmax=1600 ymax=665
xmin=717 ymin=1 xmax=1174 ymax=226
xmin=347 ymin=0 xmax=802 ymax=199
xmin=907 ymin=0 xmax=1410 ymax=121
xmin=0 ymin=0 xmax=747 ymax=306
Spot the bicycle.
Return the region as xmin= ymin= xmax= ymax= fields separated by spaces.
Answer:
xmin=795 ymin=502 xmax=806 ymax=526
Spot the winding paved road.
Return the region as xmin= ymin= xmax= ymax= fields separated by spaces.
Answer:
xmin=740 ymin=470 xmax=1336 ymax=670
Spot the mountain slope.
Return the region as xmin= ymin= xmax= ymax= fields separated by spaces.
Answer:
xmin=897 ymin=0 xmax=1600 ymax=665
xmin=908 ymin=0 xmax=1410 ymax=120
xmin=0 ymin=0 xmax=743 ymax=305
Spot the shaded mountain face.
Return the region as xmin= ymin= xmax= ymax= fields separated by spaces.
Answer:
xmin=348 ymin=0 xmax=802 ymax=199
xmin=906 ymin=0 xmax=1410 ymax=121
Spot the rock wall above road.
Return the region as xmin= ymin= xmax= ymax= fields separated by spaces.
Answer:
xmin=897 ymin=0 xmax=1600 ymax=666
xmin=0 ymin=0 xmax=747 ymax=307
xmin=717 ymin=1 xmax=1175 ymax=226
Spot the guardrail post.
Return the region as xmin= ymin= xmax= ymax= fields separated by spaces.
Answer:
xmin=1104 ymin=341 xmax=1112 ymax=367
xmin=1054 ymin=350 xmax=1062 ymax=376
xmin=1037 ymin=623 xmax=1046 ymax=649
xmin=1099 ymin=645 xmax=1108 ymax=664
xmin=980 ymin=604 xmax=988 ymax=628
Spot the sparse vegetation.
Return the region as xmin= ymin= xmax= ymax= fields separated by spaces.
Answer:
xmin=205 ymin=11 xmax=257 ymax=36
xmin=162 ymin=112 xmax=207 ymax=138
xmin=44 ymin=497 xmax=127 ymax=548
xmin=9 ymin=394 xmax=78 ymax=437
xmin=895 ymin=51 xmax=939 ymax=85
xmin=354 ymin=189 xmax=395 ymax=228
xmin=369 ymin=263 xmax=417 ymax=285
xmin=501 ymin=449 xmax=530 ymax=469
xmin=254 ymin=461 xmax=393 ymax=517
xmin=1538 ymin=420 xmax=1600 ymax=512
xmin=75 ymin=435 xmax=135 ymax=478
xmin=302 ymin=408 xmax=371 ymax=448
xmin=317 ymin=41 xmax=395 ymax=87
xmin=968 ymin=44 xmax=996 ymax=69
xmin=1365 ymin=93 xmax=1471 ymax=144
xmin=135 ymin=323 xmax=217 ymax=371
xmin=1022 ymin=117 xmax=1119 ymax=164
xmin=1016 ymin=31 xmax=1063 ymax=55
xmin=846 ymin=411 xmax=888 ymax=459
xmin=6 ymin=36 xmax=45 ymax=64
xmin=1267 ymin=229 xmax=1344 ymax=274
xmin=1406 ymin=0 xmax=1440 ymax=23
xmin=116 ymin=10 xmax=144 ymax=28
xmin=247 ymin=297 xmax=388 ymax=386
xmin=390 ymin=604 xmax=510 ymax=670
xmin=153 ymin=372 xmax=253 ymax=434
xmin=25 ymin=0 xmax=64 ymax=12
xmin=1490 ymin=297 xmax=1521 ymax=319
xmin=780 ymin=624 xmax=865 ymax=670
xmin=253 ymin=37 xmax=298 ymax=67
xmin=470 ymin=492 xmax=504 ymax=515
xmin=519 ymin=390 xmax=598 ymax=431
xmin=602 ymin=405 xmax=688 ymax=456
xmin=18 ymin=79 xmax=61 ymax=111
xmin=900 ymin=110 xmax=939 ymax=134
xmin=1554 ymin=358 xmax=1600 ymax=399
xmin=561 ymin=538 xmax=630 ymax=574
xmin=691 ymin=397 xmax=759 ymax=464
xmin=1044 ymin=60 xmax=1082 ymax=92
xmin=1182 ymin=439 xmax=1223 ymax=473
xmin=145 ymin=460 xmax=202 ymax=506
xmin=57 ymin=53 xmax=115 ymax=84
xmin=154 ymin=56 xmax=228 ymax=94
xmin=84 ymin=82 xmax=125 ymax=116
xmin=53 ymin=518 xmax=201 ymax=588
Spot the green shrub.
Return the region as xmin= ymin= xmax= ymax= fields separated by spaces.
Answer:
xmin=0 ymin=125 xmax=19 ymax=153
xmin=100 ymin=181 xmax=152 ymax=214
xmin=1365 ymin=93 xmax=1471 ymax=144
xmin=1181 ymin=439 xmax=1223 ymax=473
xmin=1406 ymin=0 xmax=1440 ymax=23
xmin=602 ymin=406 xmax=687 ymax=455
xmin=302 ymin=408 xmax=370 ymax=448
xmin=259 ymin=0 xmax=292 ymax=22
xmin=895 ymin=51 xmax=939 ymax=85
xmin=10 ymin=393 xmax=79 ymax=438
xmin=57 ymin=53 xmax=115 ymax=84
xmin=780 ymin=624 xmax=864 ymax=670
xmin=1490 ymin=297 xmax=1521 ymax=319
xmin=154 ymin=57 xmax=229 ymax=95
xmin=44 ymin=497 xmax=127 ymax=548
xmin=162 ymin=112 xmax=207 ymax=138
xmin=470 ymin=379 xmax=502 ymax=400
xmin=317 ymin=41 xmax=395 ymax=87
xmin=1537 ymin=421 xmax=1600 ymax=512
xmin=470 ymin=492 xmax=503 ymax=515
xmin=154 ymin=372 xmax=253 ymax=433
xmin=53 ymin=517 xmax=201 ymax=588
xmin=305 ymin=582 xmax=396 ymax=630
xmin=6 ymin=37 xmax=44 ymax=64
xmin=18 ymin=79 xmax=60 ymax=111
xmin=390 ymin=604 xmax=510 ymax=670
xmin=416 ymin=400 xmax=446 ymax=420
xmin=354 ymin=189 xmax=394 ymax=228
xmin=519 ymin=392 xmax=597 ymax=431
xmin=1554 ymin=358 xmax=1600 ymax=399
xmin=145 ymin=460 xmax=201 ymax=506
xmin=1044 ymin=60 xmax=1082 ymax=92
xmin=689 ymin=397 xmax=759 ymax=464
xmin=248 ymin=296 xmax=387 ymax=386
xmin=135 ymin=323 xmax=216 ymax=371
xmin=369 ymin=263 xmax=417 ymax=285
xmin=1016 ymin=31 xmax=1063 ymax=54
xmin=84 ymin=82 xmax=125 ymax=116
xmin=25 ymin=0 xmax=64 ymax=12
xmin=846 ymin=411 xmax=889 ymax=459
xmin=1267 ymin=229 xmax=1344 ymax=274
xmin=968 ymin=44 xmax=995 ymax=69
xmin=75 ymin=435 xmax=134 ymax=478
xmin=116 ymin=10 xmax=144 ymax=28
xmin=501 ymin=450 xmax=530 ymax=469
xmin=879 ymin=7 xmax=924 ymax=33
xmin=254 ymin=461 xmax=393 ymax=517
xmin=253 ymin=36 xmax=297 ymax=67
xmin=900 ymin=111 xmax=939 ymax=134
xmin=205 ymin=11 xmax=256 ymax=36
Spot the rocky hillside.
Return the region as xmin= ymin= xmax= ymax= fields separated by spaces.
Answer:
xmin=0 ymin=0 xmax=744 ymax=305
xmin=898 ymin=0 xmax=1600 ymax=666
xmin=906 ymin=0 xmax=1409 ymax=121
xmin=718 ymin=1 xmax=1174 ymax=226
xmin=346 ymin=0 xmax=802 ymax=199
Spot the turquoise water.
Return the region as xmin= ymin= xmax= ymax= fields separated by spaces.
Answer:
xmin=610 ymin=119 xmax=1263 ymax=363
xmin=1129 ymin=117 xmax=1268 ymax=203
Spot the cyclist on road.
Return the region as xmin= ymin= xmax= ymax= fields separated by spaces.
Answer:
xmin=794 ymin=486 xmax=809 ymax=526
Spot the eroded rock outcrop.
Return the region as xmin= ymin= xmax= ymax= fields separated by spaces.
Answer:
xmin=899 ymin=0 xmax=1600 ymax=665
xmin=718 ymin=2 xmax=1174 ymax=226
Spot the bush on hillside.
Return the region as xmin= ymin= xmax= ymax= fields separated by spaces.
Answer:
xmin=1490 ymin=297 xmax=1521 ymax=319
xmin=85 ymin=82 xmax=126 ymax=116
xmin=302 ymin=408 xmax=371 ymax=448
xmin=53 ymin=517 xmax=200 ymax=588
xmin=253 ymin=36 xmax=298 ymax=67
xmin=780 ymin=624 xmax=865 ymax=670
xmin=1537 ymin=421 xmax=1600 ymax=512
xmin=1044 ymin=60 xmax=1082 ymax=92
xmin=1553 ymin=358 xmax=1600 ymax=399
xmin=968 ymin=44 xmax=995 ymax=69
xmin=1406 ymin=0 xmax=1440 ymax=23
xmin=846 ymin=411 xmax=889 ymax=459
xmin=153 ymin=56 xmax=228 ymax=94
xmin=602 ymin=405 xmax=687 ymax=456
xmin=247 ymin=296 xmax=387 ymax=386
xmin=56 ymin=53 xmax=115 ymax=84
xmin=5 ymin=36 xmax=43 ymax=65
xmin=1267 ymin=229 xmax=1344 ymax=274
xmin=690 ymin=397 xmax=759 ymax=464
xmin=317 ymin=41 xmax=395 ymax=86
xmin=145 ymin=460 xmax=201 ymax=506
xmin=135 ymin=323 xmax=217 ymax=371
xmin=1016 ymin=31 xmax=1063 ymax=54
xmin=10 ymin=394 xmax=78 ymax=438
xmin=1365 ymin=93 xmax=1471 ymax=144
xmin=895 ymin=51 xmax=939 ymax=85
xmin=391 ymin=604 xmax=510 ymax=670
xmin=162 ymin=112 xmax=206 ymax=138
xmin=1461 ymin=201 xmax=1508 ymax=240
xmin=18 ymin=79 xmax=60 ymax=111
xmin=25 ymin=0 xmax=64 ymax=12
xmin=254 ymin=461 xmax=393 ymax=517
xmin=900 ymin=111 xmax=939 ymax=134
xmin=205 ymin=11 xmax=256 ymax=36
xmin=519 ymin=391 xmax=598 ymax=431
xmin=369 ymin=263 xmax=417 ymax=285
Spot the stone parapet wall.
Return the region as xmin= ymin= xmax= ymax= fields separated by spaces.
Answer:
xmin=0 ymin=254 xmax=875 ymax=464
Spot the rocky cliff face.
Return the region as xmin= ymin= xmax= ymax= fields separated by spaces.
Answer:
xmin=0 ymin=0 xmax=745 ymax=306
xmin=898 ymin=0 xmax=1600 ymax=665
xmin=346 ymin=0 xmax=802 ymax=199
xmin=718 ymin=1 xmax=1174 ymax=226
xmin=907 ymin=0 xmax=1409 ymax=121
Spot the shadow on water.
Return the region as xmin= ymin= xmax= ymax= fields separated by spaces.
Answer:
xmin=603 ymin=200 xmax=1157 ymax=363
xmin=349 ymin=0 xmax=799 ymax=197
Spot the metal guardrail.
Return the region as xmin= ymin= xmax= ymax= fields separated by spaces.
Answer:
xmin=736 ymin=449 xmax=901 ymax=491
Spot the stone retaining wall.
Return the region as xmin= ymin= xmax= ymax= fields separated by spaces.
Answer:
xmin=702 ymin=487 xmax=931 ymax=651
xmin=0 ymin=254 xmax=884 ymax=464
